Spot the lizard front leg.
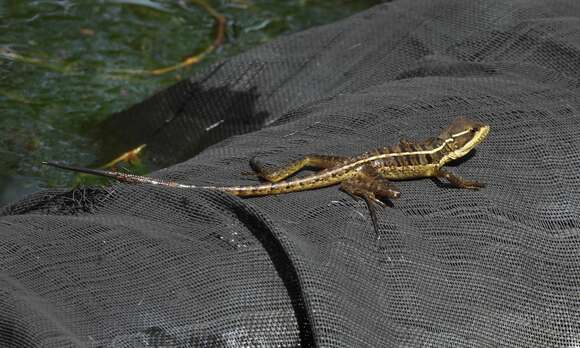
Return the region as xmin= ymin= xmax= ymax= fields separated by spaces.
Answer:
xmin=250 ymin=154 xmax=348 ymax=183
xmin=435 ymin=168 xmax=485 ymax=189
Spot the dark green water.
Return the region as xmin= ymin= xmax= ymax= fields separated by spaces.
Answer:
xmin=0 ymin=0 xmax=380 ymax=206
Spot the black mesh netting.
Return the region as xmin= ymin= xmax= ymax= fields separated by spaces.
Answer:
xmin=2 ymin=0 xmax=580 ymax=346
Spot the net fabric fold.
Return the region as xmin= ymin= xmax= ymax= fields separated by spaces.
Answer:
xmin=2 ymin=0 xmax=580 ymax=346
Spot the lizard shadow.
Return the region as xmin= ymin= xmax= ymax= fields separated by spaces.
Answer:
xmin=93 ymin=67 xmax=270 ymax=170
xmin=430 ymin=178 xmax=459 ymax=189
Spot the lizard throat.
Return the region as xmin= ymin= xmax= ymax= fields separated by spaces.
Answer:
xmin=441 ymin=125 xmax=490 ymax=163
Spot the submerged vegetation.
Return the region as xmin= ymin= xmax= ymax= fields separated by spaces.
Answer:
xmin=0 ymin=0 xmax=380 ymax=205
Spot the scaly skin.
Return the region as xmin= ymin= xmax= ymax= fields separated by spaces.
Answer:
xmin=43 ymin=117 xmax=490 ymax=233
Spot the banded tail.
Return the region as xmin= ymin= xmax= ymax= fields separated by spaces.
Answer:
xmin=42 ymin=161 xmax=195 ymax=188
xmin=41 ymin=161 xmax=349 ymax=197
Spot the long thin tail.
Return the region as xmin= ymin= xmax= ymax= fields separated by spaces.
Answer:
xmin=42 ymin=161 xmax=349 ymax=196
xmin=41 ymin=161 xmax=196 ymax=188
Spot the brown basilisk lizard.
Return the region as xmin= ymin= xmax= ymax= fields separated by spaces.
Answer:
xmin=43 ymin=117 xmax=489 ymax=233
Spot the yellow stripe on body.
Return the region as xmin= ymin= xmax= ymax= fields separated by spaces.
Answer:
xmin=216 ymin=134 xmax=466 ymax=196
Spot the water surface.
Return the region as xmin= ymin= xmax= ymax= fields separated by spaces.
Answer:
xmin=0 ymin=0 xmax=380 ymax=205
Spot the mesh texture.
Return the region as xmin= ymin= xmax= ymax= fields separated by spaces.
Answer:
xmin=2 ymin=0 xmax=580 ymax=346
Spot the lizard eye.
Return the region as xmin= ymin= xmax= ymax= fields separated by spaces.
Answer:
xmin=470 ymin=128 xmax=477 ymax=133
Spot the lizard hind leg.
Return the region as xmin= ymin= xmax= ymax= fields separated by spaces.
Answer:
xmin=340 ymin=170 xmax=401 ymax=235
xmin=250 ymin=154 xmax=348 ymax=183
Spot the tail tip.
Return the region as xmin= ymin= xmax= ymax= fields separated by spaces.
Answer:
xmin=41 ymin=161 xmax=58 ymax=168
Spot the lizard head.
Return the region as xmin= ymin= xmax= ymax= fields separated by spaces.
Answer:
xmin=438 ymin=117 xmax=490 ymax=163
